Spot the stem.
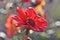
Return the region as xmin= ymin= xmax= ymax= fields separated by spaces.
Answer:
xmin=25 ymin=29 xmax=30 ymax=36
xmin=23 ymin=29 xmax=30 ymax=40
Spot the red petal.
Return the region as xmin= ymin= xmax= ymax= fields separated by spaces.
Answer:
xmin=16 ymin=7 xmax=27 ymax=21
xmin=38 ymin=18 xmax=48 ymax=29
xmin=5 ymin=14 xmax=16 ymax=28
xmin=35 ymin=17 xmax=48 ymax=28
xmin=7 ymin=29 xmax=16 ymax=38
xmin=12 ymin=16 xmax=25 ymax=27
xmin=39 ymin=28 xmax=44 ymax=32
xmin=25 ymin=8 xmax=37 ymax=19
xmin=35 ymin=26 xmax=44 ymax=32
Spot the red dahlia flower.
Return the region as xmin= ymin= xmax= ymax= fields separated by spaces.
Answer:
xmin=15 ymin=7 xmax=48 ymax=32
xmin=5 ymin=8 xmax=48 ymax=37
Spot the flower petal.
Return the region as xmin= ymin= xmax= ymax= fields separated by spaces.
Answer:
xmin=12 ymin=16 xmax=25 ymax=27
xmin=5 ymin=14 xmax=16 ymax=28
xmin=16 ymin=7 xmax=27 ymax=21
xmin=34 ymin=17 xmax=48 ymax=28
xmin=25 ymin=8 xmax=37 ymax=19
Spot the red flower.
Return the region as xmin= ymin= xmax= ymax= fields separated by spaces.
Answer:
xmin=5 ymin=14 xmax=21 ymax=37
xmin=15 ymin=7 xmax=48 ymax=32
xmin=5 ymin=8 xmax=48 ymax=36
xmin=22 ymin=0 xmax=31 ymax=2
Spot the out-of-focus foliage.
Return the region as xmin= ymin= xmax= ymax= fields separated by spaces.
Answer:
xmin=30 ymin=34 xmax=48 ymax=40
xmin=48 ymin=0 xmax=60 ymax=19
xmin=0 ymin=37 xmax=4 ymax=40
xmin=11 ymin=31 xmax=25 ymax=40
xmin=56 ymin=30 xmax=60 ymax=38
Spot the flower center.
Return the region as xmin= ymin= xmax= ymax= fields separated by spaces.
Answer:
xmin=26 ymin=19 xmax=35 ymax=26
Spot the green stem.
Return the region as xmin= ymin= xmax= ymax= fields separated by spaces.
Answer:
xmin=25 ymin=29 xmax=30 ymax=36
xmin=23 ymin=29 xmax=30 ymax=40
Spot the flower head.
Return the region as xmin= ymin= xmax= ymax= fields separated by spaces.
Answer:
xmin=5 ymin=8 xmax=48 ymax=38
xmin=16 ymin=7 xmax=48 ymax=32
